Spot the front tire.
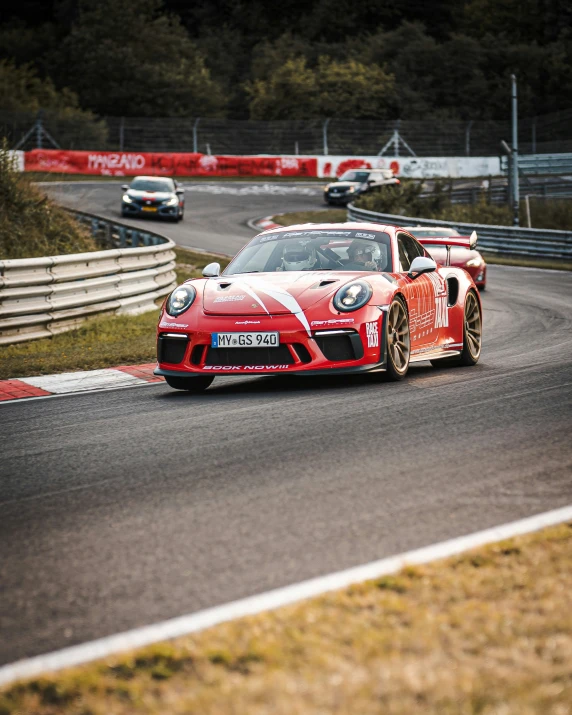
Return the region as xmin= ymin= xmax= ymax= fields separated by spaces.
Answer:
xmin=431 ymin=289 xmax=482 ymax=368
xmin=383 ymin=297 xmax=411 ymax=381
xmin=165 ymin=375 xmax=214 ymax=392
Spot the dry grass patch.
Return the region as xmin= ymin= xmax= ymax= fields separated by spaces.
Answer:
xmin=0 ymin=247 xmax=229 ymax=380
xmin=2 ymin=523 xmax=571 ymax=714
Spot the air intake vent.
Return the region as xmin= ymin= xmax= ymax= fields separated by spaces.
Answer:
xmin=205 ymin=345 xmax=294 ymax=366
xmin=314 ymin=332 xmax=363 ymax=362
xmin=158 ymin=335 xmax=188 ymax=364
xmin=292 ymin=343 xmax=312 ymax=363
xmin=190 ymin=344 xmax=206 ymax=365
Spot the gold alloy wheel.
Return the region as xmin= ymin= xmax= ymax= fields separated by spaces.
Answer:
xmin=388 ymin=299 xmax=410 ymax=373
xmin=464 ymin=290 xmax=482 ymax=360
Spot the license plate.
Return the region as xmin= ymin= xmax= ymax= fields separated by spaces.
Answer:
xmin=142 ymin=206 xmax=158 ymax=212
xmin=211 ymin=332 xmax=279 ymax=348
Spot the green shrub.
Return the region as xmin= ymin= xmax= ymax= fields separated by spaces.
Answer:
xmin=0 ymin=140 xmax=97 ymax=259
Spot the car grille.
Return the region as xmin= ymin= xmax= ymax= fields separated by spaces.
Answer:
xmin=205 ymin=345 xmax=294 ymax=366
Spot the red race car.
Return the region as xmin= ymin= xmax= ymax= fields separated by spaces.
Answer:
xmin=155 ymin=223 xmax=483 ymax=392
xmin=407 ymin=226 xmax=487 ymax=290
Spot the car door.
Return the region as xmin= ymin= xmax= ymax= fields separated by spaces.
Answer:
xmin=397 ymin=232 xmax=447 ymax=349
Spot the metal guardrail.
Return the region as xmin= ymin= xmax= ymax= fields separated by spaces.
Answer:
xmin=0 ymin=212 xmax=176 ymax=345
xmin=347 ymin=204 xmax=572 ymax=261
xmin=422 ymin=180 xmax=572 ymax=206
xmin=501 ymin=153 xmax=572 ymax=176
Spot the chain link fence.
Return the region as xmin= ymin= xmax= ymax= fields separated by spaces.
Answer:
xmin=3 ymin=109 xmax=572 ymax=157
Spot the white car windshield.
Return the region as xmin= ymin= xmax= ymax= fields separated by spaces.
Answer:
xmin=130 ymin=179 xmax=174 ymax=192
xmin=225 ymin=229 xmax=392 ymax=274
xmin=338 ymin=171 xmax=371 ymax=182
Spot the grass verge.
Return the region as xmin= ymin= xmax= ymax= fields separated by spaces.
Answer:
xmin=273 ymin=209 xmax=346 ymax=226
xmin=0 ymin=248 xmax=229 ymax=380
xmin=273 ymin=210 xmax=572 ymax=271
xmin=2 ymin=523 xmax=571 ymax=714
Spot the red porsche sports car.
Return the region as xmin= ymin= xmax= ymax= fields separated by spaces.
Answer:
xmin=155 ymin=223 xmax=483 ymax=392
xmin=408 ymin=226 xmax=487 ymax=289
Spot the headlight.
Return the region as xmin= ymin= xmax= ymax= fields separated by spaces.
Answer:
xmin=466 ymin=257 xmax=482 ymax=268
xmin=166 ymin=285 xmax=196 ymax=317
xmin=348 ymin=186 xmax=355 ymax=193
xmin=122 ymin=194 xmax=133 ymax=203
xmin=333 ymin=280 xmax=372 ymax=312
xmin=164 ymin=196 xmax=179 ymax=206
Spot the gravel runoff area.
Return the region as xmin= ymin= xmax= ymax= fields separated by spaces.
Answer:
xmin=1 ymin=522 xmax=571 ymax=714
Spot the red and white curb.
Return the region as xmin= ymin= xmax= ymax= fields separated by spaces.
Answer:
xmin=0 ymin=364 xmax=162 ymax=403
xmin=247 ymin=215 xmax=283 ymax=232
xmin=1 ymin=504 xmax=571 ymax=687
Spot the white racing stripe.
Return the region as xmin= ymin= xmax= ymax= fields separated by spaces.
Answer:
xmin=1 ymin=504 xmax=571 ymax=687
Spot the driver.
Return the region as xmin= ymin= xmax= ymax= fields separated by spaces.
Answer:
xmin=344 ymin=240 xmax=382 ymax=271
xmin=280 ymin=241 xmax=317 ymax=271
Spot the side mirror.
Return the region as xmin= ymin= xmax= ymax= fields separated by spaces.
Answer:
xmin=202 ymin=262 xmax=221 ymax=277
xmin=367 ymin=179 xmax=376 ymax=185
xmin=121 ymin=184 xmax=129 ymax=191
xmin=408 ymin=256 xmax=437 ymax=279
xmin=175 ymin=188 xmax=184 ymax=195
xmin=469 ymin=230 xmax=478 ymax=249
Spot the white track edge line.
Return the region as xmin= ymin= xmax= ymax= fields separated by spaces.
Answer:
xmin=1 ymin=504 xmax=571 ymax=687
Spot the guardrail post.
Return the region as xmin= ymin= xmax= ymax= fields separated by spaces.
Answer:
xmin=91 ymin=218 xmax=99 ymax=238
xmin=131 ymin=230 xmax=140 ymax=247
xmin=118 ymin=226 xmax=127 ymax=248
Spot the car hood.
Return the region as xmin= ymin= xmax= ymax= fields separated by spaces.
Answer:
xmin=127 ymin=190 xmax=173 ymax=200
xmin=202 ymin=271 xmax=365 ymax=315
xmin=426 ymin=247 xmax=483 ymax=267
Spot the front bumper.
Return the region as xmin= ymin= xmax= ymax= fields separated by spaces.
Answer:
xmin=155 ymin=311 xmax=387 ymax=378
xmin=122 ymin=202 xmax=179 ymax=218
xmin=324 ymin=192 xmax=354 ymax=205
xmin=465 ymin=264 xmax=487 ymax=287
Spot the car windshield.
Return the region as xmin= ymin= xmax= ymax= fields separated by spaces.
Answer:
xmin=409 ymin=228 xmax=460 ymax=238
xmin=339 ymin=171 xmax=371 ymax=182
xmin=130 ymin=179 xmax=174 ymax=192
xmin=224 ymin=228 xmax=392 ymax=275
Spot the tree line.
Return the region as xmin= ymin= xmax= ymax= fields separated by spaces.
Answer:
xmin=1 ymin=0 xmax=571 ymax=123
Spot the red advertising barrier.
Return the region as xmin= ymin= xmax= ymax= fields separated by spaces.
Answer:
xmin=24 ymin=150 xmax=318 ymax=177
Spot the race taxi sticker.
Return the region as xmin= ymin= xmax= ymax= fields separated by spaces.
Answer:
xmin=426 ymin=272 xmax=449 ymax=328
xmin=365 ymin=320 xmax=379 ymax=348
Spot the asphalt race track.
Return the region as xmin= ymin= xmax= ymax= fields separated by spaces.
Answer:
xmin=1 ymin=182 xmax=571 ymax=667
xmin=41 ymin=180 xmax=327 ymax=255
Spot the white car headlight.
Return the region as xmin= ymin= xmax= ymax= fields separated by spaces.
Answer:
xmin=122 ymin=194 xmax=133 ymax=203
xmin=164 ymin=196 xmax=179 ymax=206
xmin=348 ymin=186 xmax=355 ymax=193
xmin=466 ymin=257 xmax=483 ymax=268
xmin=166 ymin=285 xmax=196 ymax=317
xmin=333 ymin=280 xmax=372 ymax=312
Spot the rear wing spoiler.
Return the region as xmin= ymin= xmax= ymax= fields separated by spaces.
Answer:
xmin=415 ymin=231 xmax=478 ymax=250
